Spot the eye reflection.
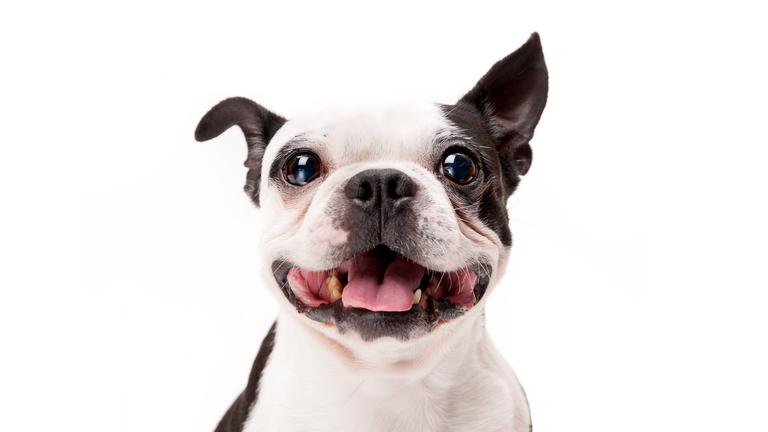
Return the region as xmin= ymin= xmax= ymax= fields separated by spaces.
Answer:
xmin=284 ymin=153 xmax=321 ymax=185
xmin=441 ymin=152 xmax=477 ymax=184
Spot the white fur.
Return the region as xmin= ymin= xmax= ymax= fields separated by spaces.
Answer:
xmin=242 ymin=101 xmax=528 ymax=431
xmin=245 ymin=311 xmax=530 ymax=432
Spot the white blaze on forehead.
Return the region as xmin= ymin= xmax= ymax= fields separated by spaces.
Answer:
xmin=262 ymin=101 xmax=456 ymax=167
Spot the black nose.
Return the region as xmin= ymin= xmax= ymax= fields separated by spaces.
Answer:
xmin=344 ymin=168 xmax=418 ymax=204
xmin=341 ymin=169 xmax=420 ymax=250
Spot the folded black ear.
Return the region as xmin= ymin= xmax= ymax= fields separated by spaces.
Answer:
xmin=195 ymin=97 xmax=286 ymax=206
xmin=460 ymin=32 xmax=548 ymax=177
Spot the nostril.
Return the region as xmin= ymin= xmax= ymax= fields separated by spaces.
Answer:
xmin=388 ymin=175 xmax=417 ymax=200
xmin=359 ymin=181 xmax=373 ymax=200
xmin=387 ymin=179 xmax=399 ymax=199
xmin=344 ymin=178 xmax=374 ymax=200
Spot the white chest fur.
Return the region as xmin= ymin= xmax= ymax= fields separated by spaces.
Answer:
xmin=244 ymin=312 xmax=530 ymax=432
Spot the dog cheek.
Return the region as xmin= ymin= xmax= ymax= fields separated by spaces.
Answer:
xmin=418 ymin=191 xmax=503 ymax=271
xmin=307 ymin=214 xmax=350 ymax=247
xmin=423 ymin=194 xmax=463 ymax=236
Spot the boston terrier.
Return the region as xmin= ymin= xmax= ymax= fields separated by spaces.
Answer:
xmin=195 ymin=32 xmax=548 ymax=432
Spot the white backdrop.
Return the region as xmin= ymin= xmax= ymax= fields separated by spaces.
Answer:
xmin=2 ymin=1 xmax=766 ymax=431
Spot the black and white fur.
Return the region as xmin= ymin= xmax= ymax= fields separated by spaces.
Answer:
xmin=195 ymin=33 xmax=548 ymax=432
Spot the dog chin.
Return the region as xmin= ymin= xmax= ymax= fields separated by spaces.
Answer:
xmin=271 ymin=245 xmax=491 ymax=342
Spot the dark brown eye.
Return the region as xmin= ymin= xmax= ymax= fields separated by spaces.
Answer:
xmin=284 ymin=153 xmax=322 ymax=185
xmin=441 ymin=152 xmax=477 ymax=184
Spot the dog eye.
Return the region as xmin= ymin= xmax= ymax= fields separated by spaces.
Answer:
xmin=441 ymin=152 xmax=477 ymax=184
xmin=284 ymin=153 xmax=322 ymax=185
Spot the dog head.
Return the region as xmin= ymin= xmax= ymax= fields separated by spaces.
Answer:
xmin=195 ymin=33 xmax=547 ymax=345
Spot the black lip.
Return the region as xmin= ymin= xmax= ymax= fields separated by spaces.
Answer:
xmin=271 ymin=251 xmax=491 ymax=342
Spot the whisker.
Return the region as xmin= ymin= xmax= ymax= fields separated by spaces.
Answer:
xmin=272 ymin=260 xmax=288 ymax=277
xmin=508 ymin=218 xmax=538 ymax=227
xmin=507 ymin=187 xmax=539 ymax=210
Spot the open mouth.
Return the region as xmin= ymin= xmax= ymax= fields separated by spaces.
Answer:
xmin=272 ymin=245 xmax=491 ymax=341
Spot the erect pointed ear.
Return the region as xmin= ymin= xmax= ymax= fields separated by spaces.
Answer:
xmin=195 ymin=97 xmax=286 ymax=206
xmin=460 ymin=32 xmax=548 ymax=177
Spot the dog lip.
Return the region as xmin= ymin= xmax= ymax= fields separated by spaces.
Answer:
xmin=270 ymin=251 xmax=492 ymax=341
xmin=280 ymin=242 xmax=422 ymax=277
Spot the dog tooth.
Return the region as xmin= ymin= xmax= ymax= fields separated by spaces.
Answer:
xmin=424 ymin=275 xmax=441 ymax=297
xmin=326 ymin=271 xmax=343 ymax=301
xmin=412 ymin=289 xmax=422 ymax=305
xmin=330 ymin=286 xmax=342 ymax=301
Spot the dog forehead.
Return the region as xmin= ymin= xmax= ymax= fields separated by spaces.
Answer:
xmin=264 ymin=101 xmax=457 ymax=163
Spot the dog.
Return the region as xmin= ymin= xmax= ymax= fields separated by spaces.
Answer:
xmin=195 ymin=32 xmax=548 ymax=432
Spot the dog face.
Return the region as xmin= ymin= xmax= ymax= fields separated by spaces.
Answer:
xmin=195 ymin=33 xmax=548 ymax=343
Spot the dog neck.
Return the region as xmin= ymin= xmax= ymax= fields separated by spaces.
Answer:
xmin=245 ymin=307 xmax=530 ymax=432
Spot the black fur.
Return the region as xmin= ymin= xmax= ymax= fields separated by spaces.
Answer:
xmin=439 ymin=32 xmax=549 ymax=246
xmin=458 ymin=32 xmax=548 ymax=190
xmin=214 ymin=322 xmax=276 ymax=432
xmin=195 ymin=97 xmax=286 ymax=206
xmin=439 ymin=103 xmax=513 ymax=247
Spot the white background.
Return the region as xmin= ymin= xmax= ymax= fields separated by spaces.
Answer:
xmin=2 ymin=1 xmax=766 ymax=431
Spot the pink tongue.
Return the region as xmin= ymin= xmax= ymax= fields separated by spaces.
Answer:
xmin=341 ymin=249 xmax=425 ymax=312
